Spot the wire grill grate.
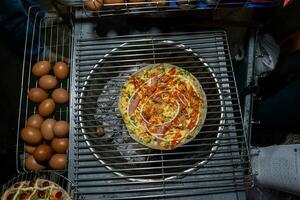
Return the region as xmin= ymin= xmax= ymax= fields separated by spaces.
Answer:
xmin=70 ymin=30 xmax=252 ymax=199
xmin=56 ymin=0 xmax=280 ymax=17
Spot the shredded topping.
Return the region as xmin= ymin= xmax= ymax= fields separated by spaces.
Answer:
xmin=121 ymin=64 xmax=206 ymax=149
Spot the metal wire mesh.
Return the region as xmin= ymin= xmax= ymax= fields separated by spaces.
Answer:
xmin=56 ymin=0 xmax=280 ymax=14
xmin=70 ymin=30 xmax=253 ymax=199
xmin=59 ymin=0 xmax=280 ymax=17
xmin=16 ymin=6 xmax=72 ymax=173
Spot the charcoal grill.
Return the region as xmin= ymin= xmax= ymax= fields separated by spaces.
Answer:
xmin=17 ymin=0 xmax=276 ymax=199
xmin=68 ymin=14 xmax=253 ymax=198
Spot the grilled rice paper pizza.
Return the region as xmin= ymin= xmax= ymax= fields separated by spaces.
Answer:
xmin=1 ymin=179 xmax=72 ymax=200
xmin=119 ymin=63 xmax=207 ymax=150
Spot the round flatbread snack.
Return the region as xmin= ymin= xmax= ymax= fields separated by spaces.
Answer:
xmin=1 ymin=178 xmax=72 ymax=200
xmin=119 ymin=63 xmax=207 ymax=150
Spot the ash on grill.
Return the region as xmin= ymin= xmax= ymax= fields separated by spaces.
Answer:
xmin=95 ymin=67 xmax=152 ymax=163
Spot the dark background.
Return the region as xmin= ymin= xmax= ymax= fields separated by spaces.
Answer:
xmin=0 ymin=33 xmax=22 ymax=185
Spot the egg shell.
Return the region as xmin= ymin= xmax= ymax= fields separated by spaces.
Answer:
xmin=128 ymin=0 xmax=144 ymax=2
xmin=26 ymin=114 xmax=44 ymax=129
xmin=25 ymin=144 xmax=36 ymax=154
xmin=49 ymin=154 xmax=67 ymax=170
xmin=38 ymin=98 xmax=55 ymax=117
xmin=53 ymin=62 xmax=69 ymax=80
xmin=25 ymin=155 xmax=46 ymax=171
xmin=84 ymin=0 xmax=103 ymax=10
xmin=32 ymin=61 xmax=51 ymax=77
xmin=33 ymin=144 xmax=53 ymax=162
xmin=40 ymin=118 xmax=56 ymax=140
xmin=39 ymin=75 xmax=58 ymax=90
xmin=53 ymin=121 xmax=69 ymax=138
xmin=51 ymin=88 xmax=69 ymax=104
xmin=51 ymin=138 xmax=69 ymax=153
xmin=104 ymin=0 xmax=124 ymax=4
xmin=151 ymin=0 xmax=166 ymax=6
xmin=21 ymin=127 xmax=43 ymax=145
xmin=28 ymin=88 xmax=48 ymax=103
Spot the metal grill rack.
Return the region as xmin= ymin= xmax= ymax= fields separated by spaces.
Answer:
xmin=70 ymin=30 xmax=253 ymax=199
xmin=55 ymin=0 xmax=280 ymax=17
xmin=1 ymin=172 xmax=83 ymax=200
xmin=85 ymin=0 xmax=279 ymax=17
xmin=16 ymin=6 xmax=72 ymax=173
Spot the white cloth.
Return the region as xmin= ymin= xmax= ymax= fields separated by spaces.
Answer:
xmin=255 ymin=34 xmax=280 ymax=76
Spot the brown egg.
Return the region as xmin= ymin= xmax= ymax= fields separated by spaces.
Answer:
xmin=28 ymin=88 xmax=48 ymax=103
xmin=53 ymin=62 xmax=69 ymax=80
xmin=33 ymin=144 xmax=53 ymax=162
xmin=84 ymin=0 xmax=103 ymax=10
xmin=25 ymin=144 xmax=36 ymax=154
xmin=21 ymin=127 xmax=43 ymax=145
xmin=38 ymin=99 xmax=55 ymax=117
xmin=40 ymin=118 xmax=56 ymax=140
xmin=51 ymin=138 xmax=69 ymax=153
xmin=32 ymin=61 xmax=51 ymax=77
xmin=151 ymin=0 xmax=166 ymax=6
xmin=51 ymin=88 xmax=69 ymax=104
xmin=39 ymin=75 xmax=58 ymax=90
xmin=128 ymin=0 xmax=144 ymax=2
xmin=53 ymin=121 xmax=69 ymax=138
xmin=26 ymin=114 xmax=44 ymax=129
xmin=25 ymin=155 xmax=46 ymax=171
xmin=49 ymin=154 xmax=67 ymax=170
xmin=104 ymin=0 xmax=124 ymax=4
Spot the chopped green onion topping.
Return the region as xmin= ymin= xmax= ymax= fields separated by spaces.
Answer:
xmin=179 ymin=68 xmax=188 ymax=75
xmin=144 ymin=71 xmax=149 ymax=78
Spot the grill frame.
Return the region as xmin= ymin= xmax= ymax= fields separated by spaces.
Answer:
xmin=69 ymin=28 xmax=253 ymax=199
xmin=78 ymin=40 xmax=226 ymax=182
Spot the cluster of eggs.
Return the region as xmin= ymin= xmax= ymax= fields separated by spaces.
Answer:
xmin=21 ymin=60 xmax=70 ymax=171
